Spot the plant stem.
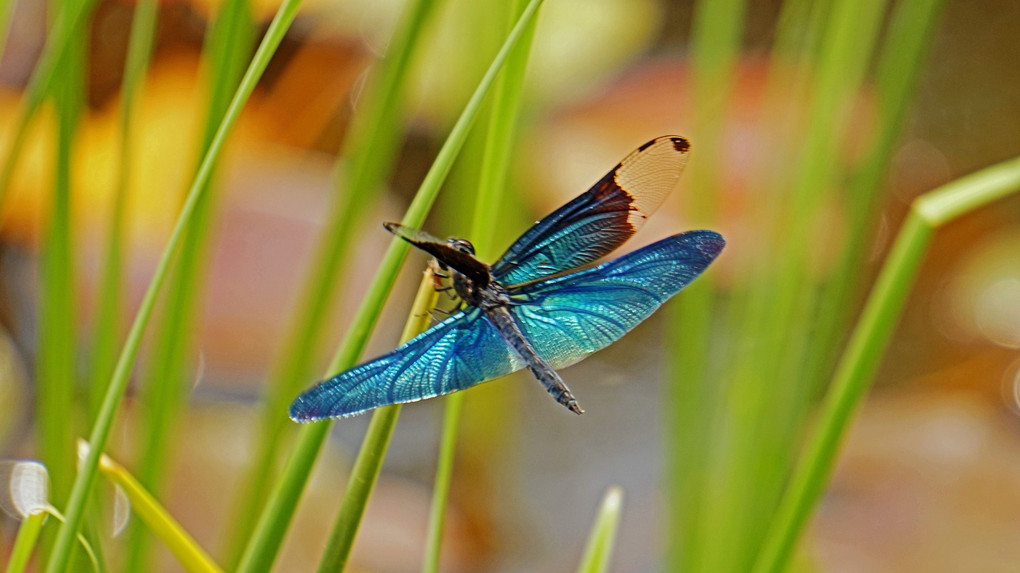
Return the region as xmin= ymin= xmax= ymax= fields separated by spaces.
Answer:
xmin=576 ymin=486 xmax=624 ymax=573
xmin=43 ymin=2 xmax=303 ymax=570
xmin=91 ymin=443 xmax=224 ymax=573
xmin=7 ymin=512 xmax=47 ymax=573
xmin=753 ymin=155 xmax=1020 ymax=573
xmin=223 ymin=0 xmax=438 ymax=565
xmin=314 ymin=271 xmax=440 ymax=573
xmin=36 ymin=9 xmax=84 ymax=508
xmin=0 ymin=0 xmax=98 ymax=221
xmin=422 ymin=1 xmax=537 ymax=571
xmin=799 ymin=0 xmax=946 ymax=401
xmin=126 ymin=2 xmax=255 ymax=570
xmin=87 ymin=0 xmax=159 ymax=423
xmin=666 ymin=0 xmax=744 ymax=569
xmin=235 ymin=3 xmax=545 ymax=570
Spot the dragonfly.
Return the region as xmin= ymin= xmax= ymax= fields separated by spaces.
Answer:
xmin=290 ymin=135 xmax=724 ymax=422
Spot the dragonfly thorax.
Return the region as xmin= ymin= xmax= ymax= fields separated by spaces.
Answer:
xmin=460 ymin=276 xmax=511 ymax=312
xmin=451 ymin=264 xmax=508 ymax=308
xmin=441 ymin=236 xmax=508 ymax=308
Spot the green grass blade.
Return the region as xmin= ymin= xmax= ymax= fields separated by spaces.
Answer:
xmin=665 ymin=0 xmax=744 ymax=570
xmin=124 ymin=2 xmax=255 ymax=571
xmin=421 ymin=2 xmax=537 ymax=572
xmin=0 ymin=0 xmax=16 ymax=63
xmin=314 ymin=272 xmax=440 ymax=573
xmin=44 ymin=2 xmax=303 ymax=570
xmin=223 ymin=0 xmax=439 ymax=565
xmin=36 ymin=0 xmax=86 ymax=509
xmin=422 ymin=389 xmax=465 ymax=573
xmin=7 ymin=511 xmax=47 ymax=573
xmin=85 ymin=3 xmax=158 ymax=570
xmin=576 ymin=486 xmax=624 ymax=573
xmin=799 ymin=0 xmax=946 ymax=398
xmin=236 ymin=3 xmax=545 ymax=570
xmin=753 ymin=155 xmax=1020 ymax=573
xmin=847 ymin=0 xmax=947 ymax=219
xmin=0 ymin=0 xmax=98 ymax=221
xmin=88 ymin=443 xmax=224 ymax=573
xmin=86 ymin=0 xmax=159 ymax=426
xmin=698 ymin=1 xmax=891 ymax=569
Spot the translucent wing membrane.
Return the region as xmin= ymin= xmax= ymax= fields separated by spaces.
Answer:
xmin=491 ymin=136 xmax=690 ymax=286
xmin=511 ymin=230 xmax=724 ymax=369
xmin=289 ymin=309 xmax=522 ymax=421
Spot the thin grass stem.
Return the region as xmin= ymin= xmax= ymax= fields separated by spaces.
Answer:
xmin=223 ymin=0 xmax=438 ymax=565
xmin=576 ymin=486 xmax=624 ymax=573
xmin=235 ymin=4 xmax=544 ymax=570
xmin=701 ymin=2 xmax=890 ymax=569
xmin=125 ymin=2 xmax=255 ymax=570
xmin=800 ymin=0 xmax=947 ymax=398
xmin=0 ymin=0 xmax=98 ymax=220
xmin=753 ymin=155 xmax=1020 ymax=573
xmin=36 ymin=3 xmax=85 ymax=508
xmin=85 ymin=442 xmax=224 ymax=573
xmin=421 ymin=2 xmax=537 ymax=571
xmin=314 ymin=271 xmax=440 ymax=573
xmin=86 ymin=0 xmax=159 ymax=423
xmin=43 ymin=2 xmax=303 ymax=570
xmin=7 ymin=511 xmax=47 ymax=573
xmin=666 ymin=1 xmax=744 ymax=570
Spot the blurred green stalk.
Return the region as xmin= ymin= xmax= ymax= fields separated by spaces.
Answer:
xmin=93 ymin=443 xmax=224 ymax=573
xmin=85 ymin=2 xmax=158 ymax=570
xmin=693 ymin=1 xmax=890 ymax=570
xmin=666 ymin=0 xmax=744 ymax=570
xmin=422 ymin=1 xmax=537 ymax=571
xmin=800 ymin=0 xmax=946 ymax=390
xmin=755 ymin=154 xmax=1020 ymax=573
xmin=125 ymin=1 xmax=255 ymax=571
xmin=0 ymin=0 xmax=98 ymax=219
xmin=223 ymin=0 xmax=438 ymax=565
xmin=314 ymin=270 xmax=440 ymax=573
xmin=235 ymin=3 xmax=545 ymax=570
xmin=7 ymin=512 xmax=47 ymax=573
xmin=87 ymin=0 xmax=158 ymax=424
xmin=0 ymin=0 xmax=16 ymax=62
xmin=44 ymin=2 xmax=303 ymax=570
xmin=576 ymin=486 xmax=624 ymax=573
xmin=37 ymin=0 xmax=86 ymax=511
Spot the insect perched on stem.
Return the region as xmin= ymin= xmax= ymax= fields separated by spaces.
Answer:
xmin=290 ymin=136 xmax=724 ymax=421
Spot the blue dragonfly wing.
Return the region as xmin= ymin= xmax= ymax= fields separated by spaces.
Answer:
xmin=491 ymin=136 xmax=690 ymax=286
xmin=509 ymin=230 xmax=724 ymax=369
xmin=289 ymin=308 xmax=523 ymax=421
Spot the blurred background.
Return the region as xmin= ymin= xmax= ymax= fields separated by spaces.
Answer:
xmin=0 ymin=0 xmax=1018 ymax=571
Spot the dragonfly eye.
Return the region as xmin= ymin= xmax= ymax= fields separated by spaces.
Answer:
xmin=448 ymin=238 xmax=475 ymax=255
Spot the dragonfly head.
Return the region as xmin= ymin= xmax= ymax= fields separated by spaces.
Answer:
xmin=447 ymin=237 xmax=476 ymax=256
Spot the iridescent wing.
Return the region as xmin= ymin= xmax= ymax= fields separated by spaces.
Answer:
xmin=289 ymin=308 xmax=523 ymax=421
xmin=508 ymin=230 xmax=724 ymax=369
xmin=490 ymin=136 xmax=690 ymax=287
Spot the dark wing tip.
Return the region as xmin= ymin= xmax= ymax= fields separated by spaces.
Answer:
xmin=288 ymin=392 xmax=321 ymax=423
xmin=382 ymin=221 xmax=400 ymax=234
xmin=685 ymin=230 xmax=725 ymax=261
xmin=669 ymin=136 xmax=691 ymax=153
xmin=635 ymin=135 xmax=690 ymax=154
xmin=289 ymin=384 xmax=350 ymax=423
